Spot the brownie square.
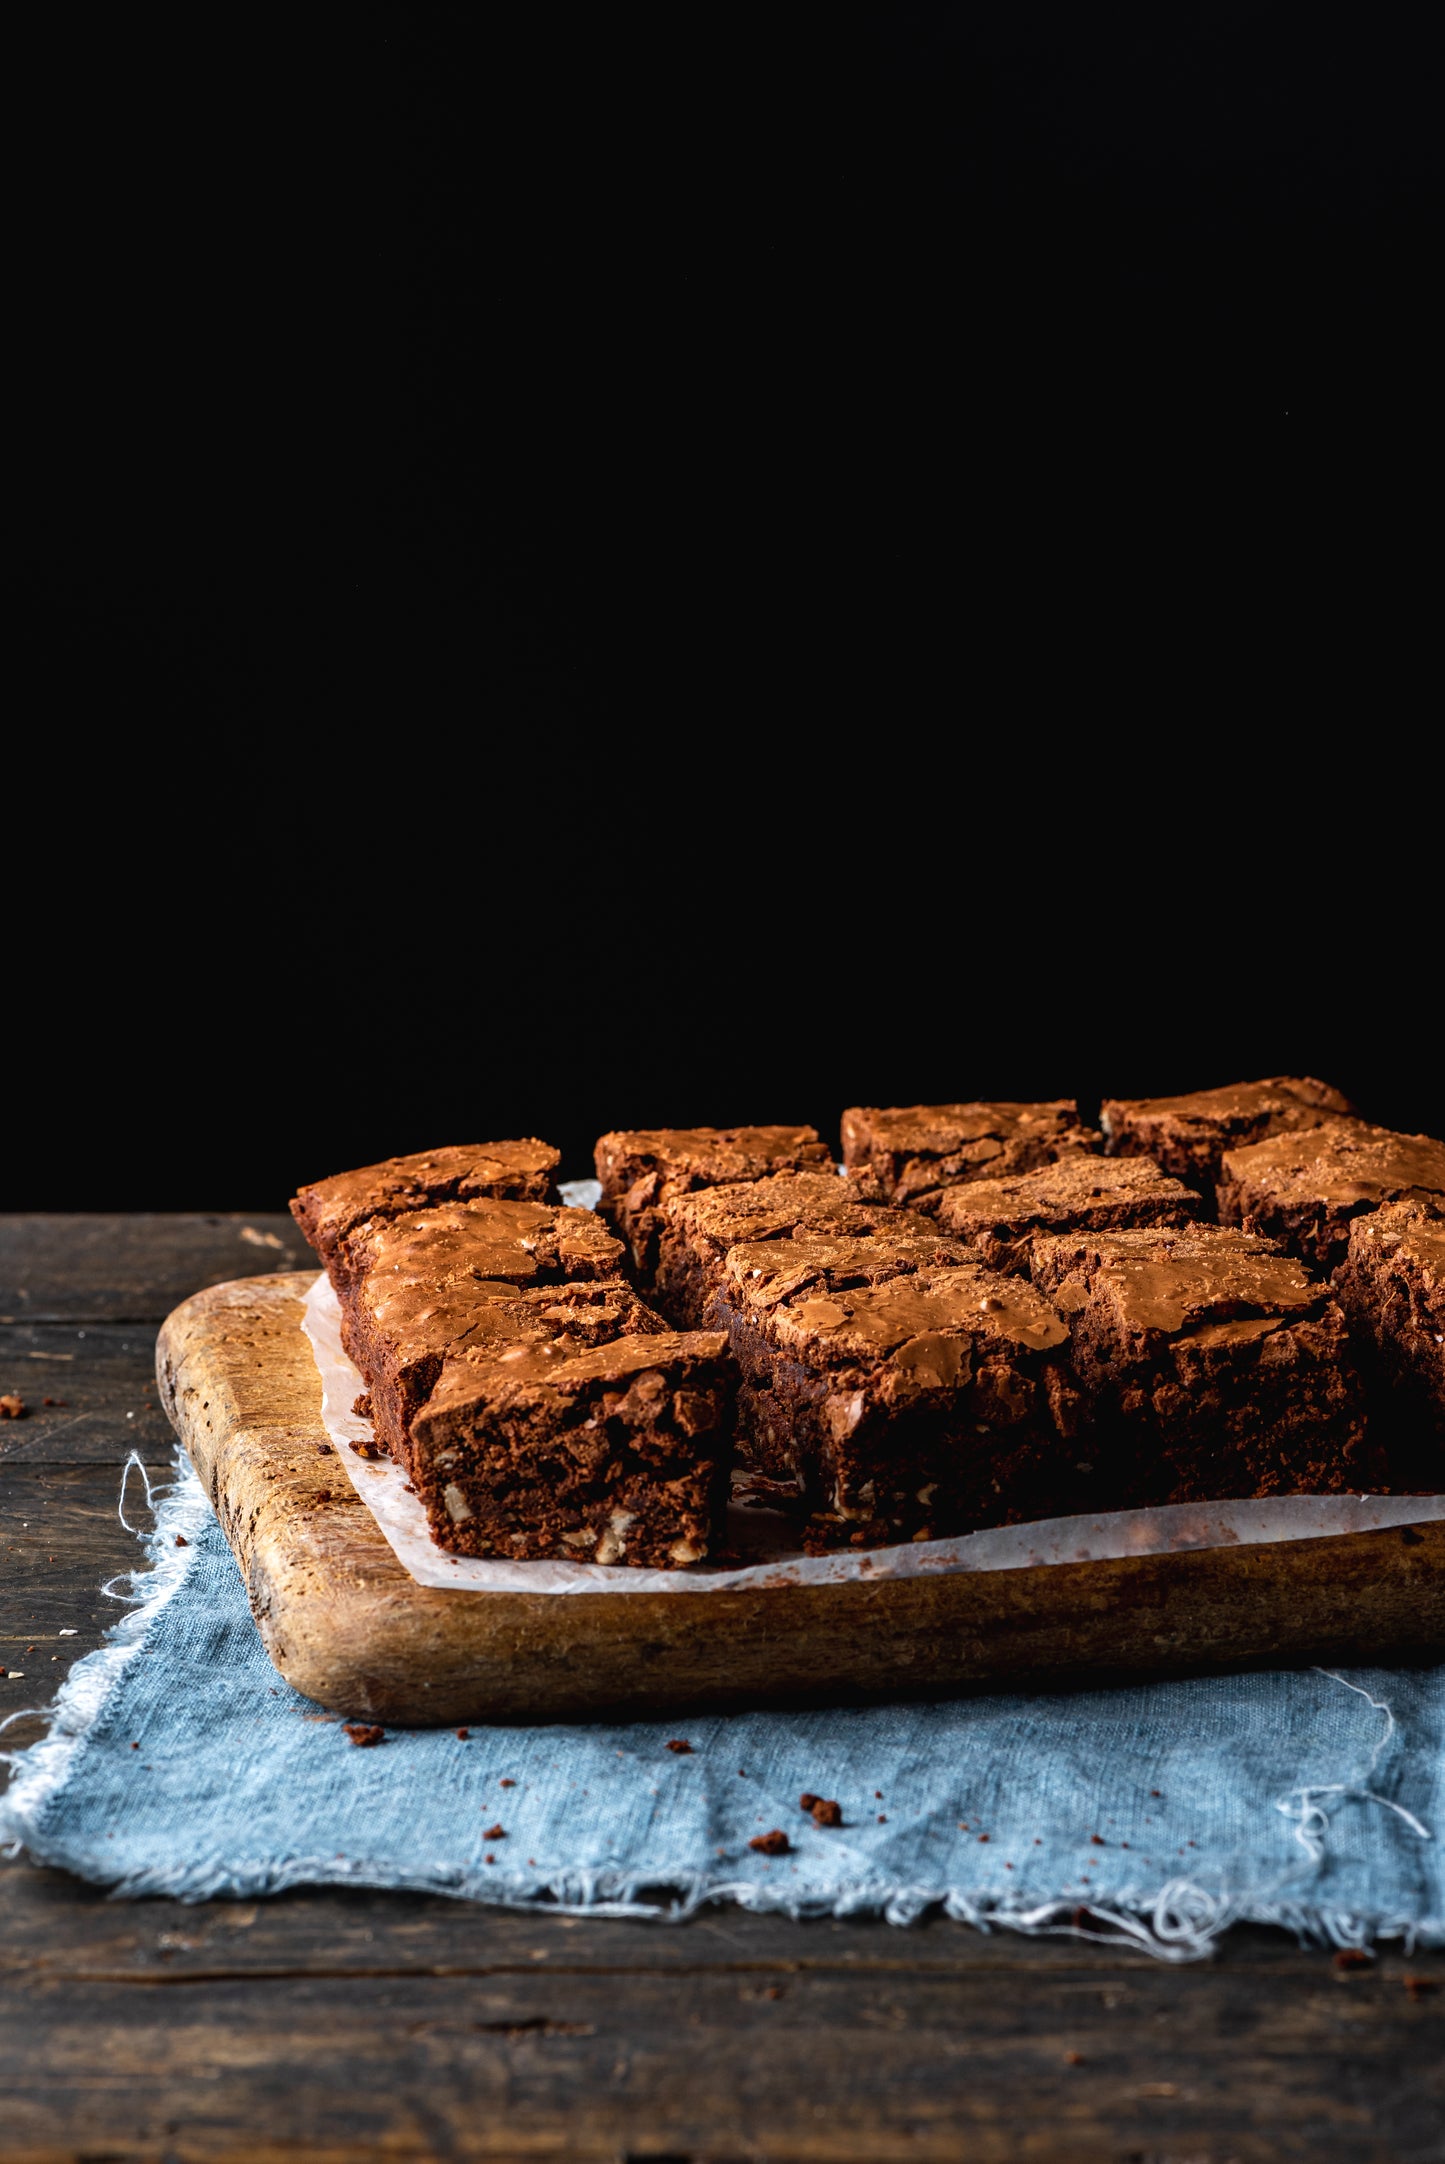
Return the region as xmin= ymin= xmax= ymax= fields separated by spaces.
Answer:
xmin=936 ymin=1156 xmax=1202 ymax=1273
xmin=840 ymin=1100 xmax=1099 ymax=1212
xmin=594 ymin=1124 xmax=831 ymax=1275
xmin=1029 ymin=1225 xmax=1373 ymax=1502
xmin=292 ymin=1139 xmax=560 ymax=1265
xmin=1216 ymin=1121 xmax=1445 ymax=1271
xmin=652 ymin=1169 xmax=930 ymax=1327
xmin=1100 ymin=1077 xmax=1355 ymax=1189
xmin=410 ymin=1328 xmax=735 ymax=1566
xmin=1331 ymin=1198 xmax=1445 ymax=1439
xmin=713 ymin=1241 xmax=1078 ymax=1545
xmin=336 ymin=1198 xmax=627 ymax=1465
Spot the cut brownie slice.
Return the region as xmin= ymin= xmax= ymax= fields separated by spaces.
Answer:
xmin=292 ymin=1139 xmax=560 ymax=1265
xmin=1334 ymin=1198 xmax=1445 ymax=1440
xmin=410 ymin=1329 xmax=734 ymax=1566
xmin=336 ymin=1198 xmax=627 ymax=1466
xmin=1216 ymin=1121 xmax=1445 ymax=1271
xmin=653 ymin=1169 xmax=931 ymax=1327
xmin=1029 ymin=1225 xmax=1373 ymax=1502
xmin=1099 ymin=1077 xmax=1355 ymax=1189
xmin=840 ymin=1100 xmax=1099 ymax=1212
xmin=936 ymin=1156 xmax=1202 ymax=1274
xmin=594 ymin=1124 xmax=831 ymax=1275
xmin=709 ymin=1251 xmax=1075 ymax=1545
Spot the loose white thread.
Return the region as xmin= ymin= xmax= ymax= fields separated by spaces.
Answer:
xmin=1276 ymin=1670 xmax=1434 ymax=1863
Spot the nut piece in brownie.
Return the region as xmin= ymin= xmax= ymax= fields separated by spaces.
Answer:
xmin=292 ymin=1140 xmax=560 ymax=1265
xmin=936 ymin=1157 xmax=1202 ymax=1274
xmin=653 ymin=1169 xmax=932 ymax=1327
xmin=1099 ymin=1077 xmax=1355 ymax=1189
xmin=840 ymin=1101 xmax=1099 ymax=1212
xmin=1216 ymin=1121 xmax=1445 ymax=1271
xmin=337 ymin=1199 xmax=628 ymax=1465
xmin=594 ymin=1124 xmax=831 ymax=1275
xmin=409 ymin=1329 xmax=734 ymax=1566
xmin=1029 ymin=1225 xmax=1373 ymax=1502
xmin=713 ymin=1242 xmax=1078 ymax=1544
xmin=1334 ymin=1198 xmax=1445 ymax=1439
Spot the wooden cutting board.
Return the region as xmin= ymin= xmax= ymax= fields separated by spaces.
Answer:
xmin=157 ymin=1272 xmax=1445 ymax=1725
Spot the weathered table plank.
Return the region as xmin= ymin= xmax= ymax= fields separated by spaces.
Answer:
xmin=0 ymin=1212 xmax=314 ymax=1324
xmin=3 ymin=1215 xmax=1443 ymax=2162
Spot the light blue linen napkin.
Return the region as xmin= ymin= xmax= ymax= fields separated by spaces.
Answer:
xmin=4 ymin=1458 xmax=1441 ymax=1960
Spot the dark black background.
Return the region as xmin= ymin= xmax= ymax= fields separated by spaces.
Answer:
xmin=10 ymin=7 xmax=1440 ymax=1208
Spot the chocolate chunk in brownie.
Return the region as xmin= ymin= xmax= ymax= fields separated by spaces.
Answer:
xmin=292 ymin=1139 xmax=560 ymax=1264
xmin=1216 ymin=1121 xmax=1445 ymax=1271
xmin=336 ymin=1203 xmax=635 ymax=1465
xmin=840 ymin=1101 xmax=1099 ymax=1212
xmin=713 ymin=1246 xmax=1078 ymax=1543
xmin=653 ymin=1169 xmax=930 ymax=1327
xmin=1332 ymin=1198 xmax=1445 ymax=1440
xmin=1029 ymin=1224 xmax=1373 ymax=1502
xmin=1100 ymin=1077 xmax=1355 ymax=1189
xmin=594 ymin=1124 xmax=831 ymax=1275
xmin=936 ymin=1156 xmax=1203 ymax=1274
xmin=409 ymin=1329 xmax=735 ymax=1566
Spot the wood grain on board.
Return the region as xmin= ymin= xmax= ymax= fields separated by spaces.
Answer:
xmin=157 ymin=1272 xmax=1445 ymax=1726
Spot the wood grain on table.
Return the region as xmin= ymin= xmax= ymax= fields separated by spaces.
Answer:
xmin=2 ymin=1216 xmax=1443 ymax=2163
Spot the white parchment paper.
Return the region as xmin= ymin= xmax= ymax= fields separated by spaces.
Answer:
xmin=300 ymin=1272 xmax=1445 ymax=1597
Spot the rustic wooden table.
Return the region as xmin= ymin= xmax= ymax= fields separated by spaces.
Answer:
xmin=2 ymin=1216 xmax=1442 ymax=2163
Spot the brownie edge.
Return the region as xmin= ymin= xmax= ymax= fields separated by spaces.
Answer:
xmin=410 ymin=1330 xmax=735 ymax=1566
xmin=1332 ymin=1197 xmax=1445 ymax=1441
xmin=840 ymin=1100 xmax=1099 ymax=1212
xmin=1100 ymin=1077 xmax=1355 ymax=1188
xmin=292 ymin=1139 xmax=561 ymax=1263
xmin=594 ymin=1124 xmax=832 ymax=1277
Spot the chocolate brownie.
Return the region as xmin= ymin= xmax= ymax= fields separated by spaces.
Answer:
xmin=594 ymin=1124 xmax=832 ymax=1275
xmin=335 ymin=1199 xmax=628 ymax=1465
xmin=1029 ymin=1225 xmax=1374 ymax=1502
xmin=653 ymin=1169 xmax=933 ymax=1327
xmin=292 ymin=1140 xmax=560 ymax=1264
xmin=840 ymin=1101 xmax=1099 ymax=1212
xmin=409 ymin=1328 xmax=735 ymax=1565
xmin=936 ymin=1156 xmax=1202 ymax=1274
xmin=713 ymin=1241 xmax=1079 ymax=1544
xmin=1100 ymin=1077 xmax=1355 ymax=1189
xmin=1216 ymin=1121 xmax=1445 ymax=1271
xmin=1334 ymin=1198 xmax=1445 ymax=1439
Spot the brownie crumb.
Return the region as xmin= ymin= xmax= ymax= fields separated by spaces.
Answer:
xmin=1090 ymin=1834 xmax=1105 ymax=1846
xmin=1332 ymin=1948 xmax=1373 ymax=1972
xmin=750 ymin=1830 xmax=792 ymax=1856
xmin=803 ymin=1795 xmax=842 ymax=1827
xmin=1064 ymin=2050 xmax=1084 ymax=2066
xmin=174 ymin=1534 xmax=188 ymax=1547
xmin=0 ymin=1395 xmax=27 ymax=1419
xmin=352 ymin=1393 xmax=374 ymax=1419
xmin=455 ymin=1728 xmax=470 ymax=1740
xmin=316 ymin=1442 xmax=332 ymax=1455
xmin=1404 ymin=1974 xmax=1440 ymax=1999
xmin=483 ymin=1823 xmax=507 ymax=1840
xmin=665 ymin=1739 xmax=694 ymax=1754
xmin=348 ymin=1437 xmax=385 ymax=1460
xmin=500 ymin=1777 xmax=516 ymax=1788
xmin=130 ymin=1741 xmax=140 ymax=1750
xmin=343 ymin=1722 xmax=385 ymax=1747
